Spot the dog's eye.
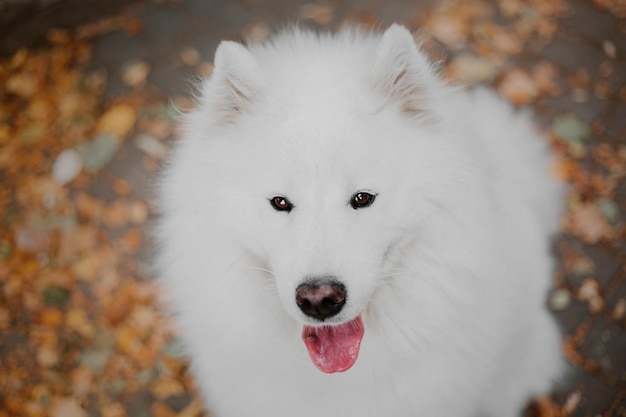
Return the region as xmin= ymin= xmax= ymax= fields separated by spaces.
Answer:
xmin=350 ymin=192 xmax=376 ymax=209
xmin=270 ymin=196 xmax=293 ymax=212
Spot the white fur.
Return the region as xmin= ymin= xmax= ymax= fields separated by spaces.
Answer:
xmin=156 ymin=24 xmax=563 ymax=417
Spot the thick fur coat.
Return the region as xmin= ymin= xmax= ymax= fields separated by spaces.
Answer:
xmin=156 ymin=24 xmax=563 ymax=417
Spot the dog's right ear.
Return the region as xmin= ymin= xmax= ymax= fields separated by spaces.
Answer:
xmin=208 ymin=41 xmax=260 ymax=124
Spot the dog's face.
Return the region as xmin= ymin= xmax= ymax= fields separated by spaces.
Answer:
xmin=245 ymin=114 xmax=416 ymax=326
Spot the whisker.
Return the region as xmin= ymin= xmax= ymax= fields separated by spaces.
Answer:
xmin=246 ymin=265 xmax=276 ymax=276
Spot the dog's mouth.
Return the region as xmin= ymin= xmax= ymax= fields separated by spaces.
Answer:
xmin=301 ymin=315 xmax=364 ymax=373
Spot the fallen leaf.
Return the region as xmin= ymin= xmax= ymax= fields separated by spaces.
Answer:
xmin=71 ymin=251 xmax=103 ymax=281
xmin=103 ymin=199 xmax=130 ymax=228
xmin=532 ymin=395 xmax=561 ymax=417
xmin=129 ymin=200 xmax=149 ymax=224
xmin=52 ymin=149 xmax=83 ymax=185
xmin=37 ymin=344 xmax=60 ymax=367
xmin=79 ymin=348 xmax=110 ymax=375
xmin=497 ymin=69 xmax=539 ymax=105
xmin=103 ymin=290 xmax=133 ymax=325
xmin=180 ymin=46 xmax=201 ymax=66
xmin=595 ymin=198 xmax=619 ymax=224
xmin=177 ymin=398 xmax=204 ymax=417
xmin=613 ymin=299 xmax=626 ymax=321
xmin=427 ymin=15 xmax=468 ymax=48
xmin=151 ymin=402 xmax=177 ymax=417
xmin=548 ymin=288 xmax=572 ymax=311
xmin=578 ymin=278 xmax=605 ymax=314
xmin=78 ymin=133 xmax=118 ymax=172
xmin=42 ymin=285 xmax=71 ymax=309
xmin=570 ymin=255 xmax=594 ymax=276
xmin=446 ymin=53 xmax=500 ymax=84
xmin=6 ymin=72 xmax=39 ymax=98
xmin=552 ymin=114 xmax=591 ymax=144
xmin=49 ymin=398 xmax=88 ymax=417
xmin=134 ymin=133 xmax=170 ymax=159
xmin=196 ymin=61 xmax=213 ymax=77
xmin=66 ymin=308 xmax=95 ymax=338
xmin=71 ymin=367 xmax=94 ymax=396
xmin=113 ymin=178 xmax=132 ymax=196
xmin=39 ymin=307 xmax=64 ymax=327
xmin=563 ymin=202 xmax=613 ymax=244
xmin=119 ymin=229 xmax=143 ymax=253
xmin=24 ymin=401 xmax=45 ymax=417
xmin=562 ymin=390 xmax=582 ymax=415
xmin=151 ymin=376 xmax=186 ymax=400
xmin=299 ymin=3 xmax=333 ymax=24
xmin=96 ymin=103 xmax=137 ymax=140
xmin=531 ymin=61 xmax=560 ymax=96
xmin=602 ymin=39 xmax=617 ymax=58
xmin=122 ymin=60 xmax=151 ymax=87
xmin=101 ymin=402 xmax=127 ymax=417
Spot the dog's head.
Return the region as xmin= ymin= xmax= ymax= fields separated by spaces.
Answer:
xmin=179 ymin=25 xmax=458 ymax=373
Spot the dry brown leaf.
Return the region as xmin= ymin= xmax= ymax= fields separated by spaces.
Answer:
xmin=180 ymin=46 xmax=201 ymax=66
xmin=119 ymin=229 xmax=143 ymax=253
xmin=96 ymin=104 xmax=137 ymax=140
xmin=533 ymin=395 xmax=562 ymax=417
xmin=427 ymin=15 xmax=469 ymax=48
xmin=103 ymin=290 xmax=133 ymax=325
xmin=6 ymin=72 xmax=39 ymax=98
xmin=66 ymin=308 xmax=95 ymax=338
xmin=151 ymin=402 xmax=177 ymax=417
xmin=23 ymin=401 xmax=46 ymax=417
xmin=151 ymin=376 xmax=186 ymax=400
xmin=103 ymin=200 xmax=130 ymax=228
xmin=532 ymin=61 xmax=561 ymax=96
xmin=446 ymin=53 xmax=500 ymax=84
xmin=39 ymin=307 xmax=64 ymax=327
xmin=116 ymin=325 xmax=142 ymax=357
xmin=71 ymin=367 xmax=95 ymax=396
xmin=49 ymin=398 xmax=88 ymax=417
xmin=497 ymin=69 xmax=539 ymax=105
xmin=113 ymin=178 xmax=132 ymax=196
xmin=71 ymin=251 xmax=104 ymax=281
xmin=562 ymin=391 xmax=582 ymax=415
xmin=129 ymin=200 xmax=149 ymax=224
xmin=101 ymin=402 xmax=127 ymax=417
xmin=37 ymin=344 xmax=60 ymax=367
xmin=177 ymin=399 xmax=204 ymax=417
xmin=551 ymin=158 xmax=580 ymax=181
xmin=196 ymin=61 xmax=214 ymax=77
xmin=577 ymin=278 xmax=605 ymax=314
xmin=122 ymin=60 xmax=151 ymax=87
xmin=563 ymin=203 xmax=614 ymax=244
xmin=613 ymin=299 xmax=626 ymax=321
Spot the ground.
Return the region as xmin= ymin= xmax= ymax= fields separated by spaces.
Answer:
xmin=0 ymin=0 xmax=625 ymax=416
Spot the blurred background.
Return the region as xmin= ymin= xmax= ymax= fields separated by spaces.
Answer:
xmin=0 ymin=0 xmax=625 ymax=416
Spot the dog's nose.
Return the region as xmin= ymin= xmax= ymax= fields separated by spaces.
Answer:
xmin=295 ymin=279 xmax=346 ymax=321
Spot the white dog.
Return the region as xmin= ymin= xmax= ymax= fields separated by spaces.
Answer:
xmin=156 ymin=24 xmax=563 ymax=417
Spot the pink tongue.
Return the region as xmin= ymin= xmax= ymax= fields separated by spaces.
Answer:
xmin=302 ymin=316 xmax=364 ymax=373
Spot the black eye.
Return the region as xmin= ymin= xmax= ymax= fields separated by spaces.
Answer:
xmin=350 ymin=192 xmax=376 ymax=209
xmin=270 ymin=196 xmax=293 ymax=212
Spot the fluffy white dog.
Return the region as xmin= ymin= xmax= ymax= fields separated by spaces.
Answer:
xmin=156 ymin=24 xmax=563 ymax=417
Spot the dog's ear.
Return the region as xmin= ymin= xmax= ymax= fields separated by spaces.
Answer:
xmin=371 ymin=24 xmax=438 ymax=120
xmin=209 ymin=41 xmax=260 ymax=123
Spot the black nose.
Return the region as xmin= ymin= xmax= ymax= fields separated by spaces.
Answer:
xmin=295 ymin=279 xmax=346 ymax=321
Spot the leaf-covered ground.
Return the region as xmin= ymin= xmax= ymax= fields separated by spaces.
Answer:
xmin=1 ymin=1 xmax=625 ymax=416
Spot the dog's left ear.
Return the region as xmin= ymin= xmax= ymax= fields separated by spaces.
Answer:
xmin=208 ymin=41 xmax=261 ymax=124
xmin=371 ymin=24 xmax=439 ymax=120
